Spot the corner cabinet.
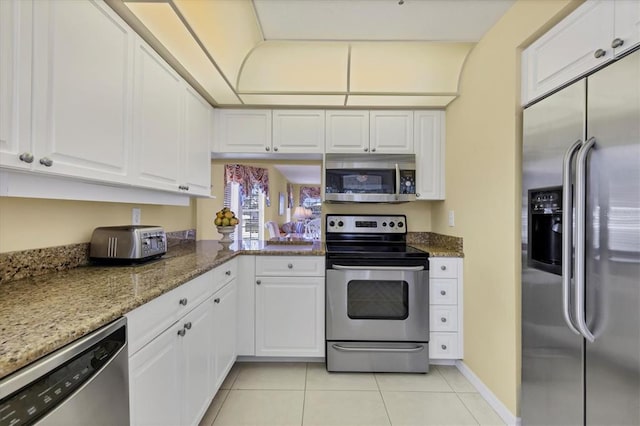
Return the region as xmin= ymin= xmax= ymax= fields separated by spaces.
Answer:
xmin=522 ymin=0 xmax=640 ymax=105
xmin=429 ymin=257 xmax=464 ymax=360
xmin=254 ymin=256 xmax=325 ymax=357
xmin=414 ymin=111 xmax=445 ymax=200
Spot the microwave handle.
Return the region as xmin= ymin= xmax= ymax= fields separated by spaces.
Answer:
xmin=395 ymin=163 xmax=400 ymax=195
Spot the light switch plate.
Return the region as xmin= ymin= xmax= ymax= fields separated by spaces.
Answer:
xmin=448 ymin=210 xmax=455 ymax=227
xmin=132 ymin=208 xmax=141 ymax=225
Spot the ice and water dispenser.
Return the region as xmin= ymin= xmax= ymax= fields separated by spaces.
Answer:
xmin=528 ymin=187 xmax=563 ymax=275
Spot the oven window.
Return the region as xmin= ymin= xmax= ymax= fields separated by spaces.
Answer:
xmin=347 ymin=280 xmax=408 ymax=320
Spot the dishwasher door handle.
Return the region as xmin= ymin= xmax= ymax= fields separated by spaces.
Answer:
xmin=332 ymin=264 xmax=425 ymax=272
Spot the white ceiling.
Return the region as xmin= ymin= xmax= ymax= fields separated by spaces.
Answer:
xmin=274 ymin=165 xmax=322 ymax=185
xmin=253 ymin=0 xmax=516 ymax=42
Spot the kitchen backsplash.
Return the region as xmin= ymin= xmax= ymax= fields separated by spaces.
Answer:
xmin=0 ymin=229 xmax=196 ymax=284
xmin=407 ymin=232 xmax=463 ymax=253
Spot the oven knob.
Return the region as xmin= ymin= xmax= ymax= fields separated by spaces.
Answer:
xmin=389 ymin=222 xmax=395 ymax=227
xmin=338 ymin=221 xmax=344 ymax=227
xmin=329 ymin=221 xmax=335 ymax=227
xmin=398 ymin=222 xmax=404 ymax=228
xmin=382 ymin=222 xmax=387 ymax=227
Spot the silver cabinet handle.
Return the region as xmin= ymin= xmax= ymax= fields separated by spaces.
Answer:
xmin=265 ymin=146 xmax=270 ymax=151
xmin=225 ymin=270 xmax=231 ymax=276
xmin=416 ymin=193 xmax=420 ymax=197
xmin=441 ymin=317 xmax=447 ymax=322
xmin=440 ymin=290 xmax=446 ymax=296
xmin=441 ymin=344 xmax=447 ymax=350
xmin=19 ymin=152 xmax=34 ymax=163
xmin=184 ymin=322 xmax=192 ymax=330
xmin=273 ymin=147 xmax=278 ymax=152
xmin=594 ymin=49 xmax=606 ymax=58
xmin=574 ymin=137 xmax=596 ymax=342
xmin=39 ymin=157 xmax=53 ymax=167
xmin=364 ymin=147 xmax=369 ymax=152
xmin=179 ymin=298 xmax=188 ymax=306
xmin=214 ymin=298 xmax=220 ymax=304
xmin=611 ymin=38 xmax=624 ymax=48
xmin=562 ymin=139 xmax=583 ymax=335
xmin=332 ymin=344 xmax=424 ymax=353
xmin=287 ymin=263 xmax=293 ymax=269
xmin=184 ymin=185 xmax=189 ymax=191
xmin=177 ymin=328 xmax=186 ymax=337
xmin=333 ymin=264 xmax=424 ymax=271
xmin=256 ymin=280 xmax=261 ymax=285
xmin=440 ymin=265 xmax=446 ymax=271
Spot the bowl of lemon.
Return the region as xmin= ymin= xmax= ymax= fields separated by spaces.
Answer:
xmin=214 ymin=208 xmax=239 ymax=242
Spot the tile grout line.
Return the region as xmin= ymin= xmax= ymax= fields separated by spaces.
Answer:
xmin=209 ymin=363 xmax=241 ymax=426
xmin=374 ymin=373 xmax=394 ymax=426
xmin=301 ymin=362 xmax=308 ymax=426
xmin=455 ymin=392 xmax=483 ymax=426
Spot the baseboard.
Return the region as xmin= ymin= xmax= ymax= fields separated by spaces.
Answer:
xmin=429 ymin=359 xmax=456 ymax=366
xmin=455 ymin=361 xmax=521 ymax=426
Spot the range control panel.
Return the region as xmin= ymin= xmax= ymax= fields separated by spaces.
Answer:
xmin=326 ymin=215 xmax=407 ymax=234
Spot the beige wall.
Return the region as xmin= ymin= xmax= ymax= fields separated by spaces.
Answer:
xmin=0 ymin=197 xmax=194 ymax=253
xmin=431 ymin=0 xmax=582 ymax=415
xmin=196 ymin=159 xmax=291 ymax=240
xmin=323 ymin=201 xmax=433 ymax=232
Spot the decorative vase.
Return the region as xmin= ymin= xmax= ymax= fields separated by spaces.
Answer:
xmin=216 ymin=226 xmax=235 ymax=243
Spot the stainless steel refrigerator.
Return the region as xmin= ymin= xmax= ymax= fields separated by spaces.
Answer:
xmin=521 ymin=49 xmax=640 ymax=425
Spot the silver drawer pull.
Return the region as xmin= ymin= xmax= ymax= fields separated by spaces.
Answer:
xmin=440 ymin=265 xmax=446 ymax=271
xmin=214 ymin=298 xmax=220 ymax=304
xmin=287 ymin=263 xmax=293 ymax=269
xmin=441 ymin=317 xmax=447 ymax=323
xmin=179 ymin=298 xmax=188 ymax=306
xmin=256 ymin=280 xmax=261 ymax=285
xmin=440 ymin=290 xmax=446 ymax=296
xmin=225 ymin=270 xmax=231 ymax=276
xmin=332 ymin=344 xmax=424 ymax=353
xmin=441 ymin=344 xmax=447 ymax=350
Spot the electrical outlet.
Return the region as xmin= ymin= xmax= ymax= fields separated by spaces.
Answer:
xmin=132 ymin=208 xmax=141 ymax=225
xmin=448 ymin=210 xmax=455 ymax=227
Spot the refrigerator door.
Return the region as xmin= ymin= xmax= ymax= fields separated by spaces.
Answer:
xmin=521 ymin=80 xmax=585 ymax=425
xmin=584 ymin=50 xmax=640 ymax=426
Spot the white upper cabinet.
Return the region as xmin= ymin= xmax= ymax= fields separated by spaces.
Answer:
xmin=0 ymin=0 xmax=32 ymax=170
xmin=272 ymin=110 xmax=325 ymax=154
xmin=325 ymin=110 xmax=370 ymax=153
xmin=522 ymin=0 xmax=640 ymax=105
xmin=414 ymin=111 xmax=445 ymax=200
xmin=369 ymin=111 xmax=414 ymax=154
xmin=214 ymin=109 xmax=272 ymax=153
xmin=30 ymin=0 xmax=133 ymax=183
xmin=181 ymin=86 xmax=212 ymax=196
xmin=133 ymin=40 xmax=182 ymax=192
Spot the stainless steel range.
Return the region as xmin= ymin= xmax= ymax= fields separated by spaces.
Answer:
xmin=325 ymin=214 xmax=430 ymax=373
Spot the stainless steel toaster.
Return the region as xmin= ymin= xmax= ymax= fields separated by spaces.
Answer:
xmin=90 ymin=226 xmax=166 ymax=262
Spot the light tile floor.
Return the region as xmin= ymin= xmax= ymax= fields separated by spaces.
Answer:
xmin=199 ymin=362 xmax=505 ymax=426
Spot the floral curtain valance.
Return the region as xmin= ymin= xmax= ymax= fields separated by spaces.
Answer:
xmin=300 ymin=186 xmax=321 ymax=205
xmin=224 ymin=164 xmax=270 ymax=203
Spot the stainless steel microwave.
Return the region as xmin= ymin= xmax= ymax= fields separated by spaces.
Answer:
xmin=324 ymin=154 xmax=416 ymax=203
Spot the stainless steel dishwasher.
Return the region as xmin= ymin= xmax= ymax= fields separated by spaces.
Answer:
xmin=0 ymin=317 xmax=129 ymax=426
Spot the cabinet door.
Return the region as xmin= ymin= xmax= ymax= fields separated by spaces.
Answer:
xmin=272 ymin=110 xmax=325 ymax=154
xmin=614 ymin=0 xmax=640 ymax=57
xmin=370 ymin=111 xmax=414 ymax=154
xmin=0 ymin=0 xmax=32 ymax=170
xmin=129 ymin=322 xmax=181 ymax=426
xmin=325 ymin=110 xmax=369 ymax=153
xmin=133 ymin=40 xmax=182 ymax=192
xmin=31 ymin=0 xmax=133 ymax=183
xmin=181 ymin=85 xmax=211 ymax=196
xmin=521 ymin=0 xmax=614 ymax=105
xmin=215 ymin=109 xmax=271 ymax=153
xmin=255 ymin=276 xmax=325 ymax=357
xmin=211 ymin=280 xmax=237 ymax=391
xmin=414 ymin=111 xmax=444 ymax=199
xmin=180 ymin=299 xmax=212 ymax=426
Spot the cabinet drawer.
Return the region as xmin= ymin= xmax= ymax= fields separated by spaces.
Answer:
xmin=429 ymin=258 xmax=458 ymax=278
xmin=430 ymin=279 xmax=457 ymax=305
xmin=255 ymin=256 xmax=325 ymax=276
xmin=430 ymin=306 xmax=458 ymax=332
xmin=127 ymin=269 xmax=214 ymax=355
xmin=430 ymin=332 xmax=459 ymax=359
xmin=213 ymin=258 xmax=238 ymax=292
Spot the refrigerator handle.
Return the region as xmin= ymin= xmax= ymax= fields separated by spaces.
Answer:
xmin=574 ymin=137 xmax=597 ymax=342
xmin=561 ymin=139 xmax=583 ymax=335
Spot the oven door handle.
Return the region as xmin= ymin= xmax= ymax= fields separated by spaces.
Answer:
xmin=332 ymin=264 xmax=425 ymax=271
xmin=332 ymin=344 xmax=425 ymax=353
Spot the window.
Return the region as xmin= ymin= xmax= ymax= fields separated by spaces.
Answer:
xmin=225 ymin=182 xmax=264 ymax=241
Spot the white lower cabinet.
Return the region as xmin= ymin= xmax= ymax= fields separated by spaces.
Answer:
xmin=211 ymin=279 xmax=237 ymax=390
xmin=429 ymin=257 xmax=464 ymax=360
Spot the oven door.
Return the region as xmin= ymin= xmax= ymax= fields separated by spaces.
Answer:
xmin=326 ymin=265 xmax=429 ymax=342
